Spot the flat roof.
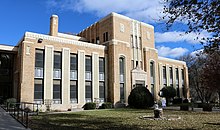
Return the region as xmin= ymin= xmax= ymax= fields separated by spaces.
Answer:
xmin=0 ymin=44 xmax=17 ymax=52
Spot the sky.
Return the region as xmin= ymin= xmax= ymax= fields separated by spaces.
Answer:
xmin=0 ymin=0 xmax=208 ymax=59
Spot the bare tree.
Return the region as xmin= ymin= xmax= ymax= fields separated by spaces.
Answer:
xmin=163 ymin=0 xmax=220 ymax=47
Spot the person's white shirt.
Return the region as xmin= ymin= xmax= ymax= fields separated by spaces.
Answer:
xmin=162 ymin=98 xmax=166 ymax=107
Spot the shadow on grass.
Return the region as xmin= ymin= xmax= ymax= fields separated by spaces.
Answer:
xmin=30 ymin=113 xmax=152 ymax=130
xmin=204 ymin=122 xmax=220 ymax=126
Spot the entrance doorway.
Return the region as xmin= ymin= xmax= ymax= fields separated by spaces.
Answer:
xmin=135 ymin=80 xmax=145 ymax=87
xmin=0 ymin=52 xmax=14 ymax=101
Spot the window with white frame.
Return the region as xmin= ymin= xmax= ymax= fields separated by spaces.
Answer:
xmin=53 ymin=52 xmax=61 ymax=79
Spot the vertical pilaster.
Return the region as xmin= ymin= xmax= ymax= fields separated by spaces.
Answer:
xmin=92 ymin=52 xmax=99 ymax=101
xmin=62 ymin=48 xmax=70 ymax=104
xmin=78 ymin=50 xmax=85 ymax=105
xmin=44 ymin=45 xmax=54 ymax=100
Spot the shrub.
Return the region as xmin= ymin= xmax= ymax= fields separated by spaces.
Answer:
xmin=183 ymin=99 xmax=189 ymax=103
xmin=159 ymin=86 xmax=176 ymax=106
xmin=173 ymin=98 xmax=182 ymax=104
xmin=83 ymin=102 xmax=96 ymax=110
xmin=100 ymin=102 xmax=112 ymax=109
xmin=180 ymin=104 xmax=189 ymax=111
xmin=203 ymin=103 xmax=213 ymax=111
xmin=6 ymin=98 xmax=17 ymax=108
xmin=128 ymin=87 xmax=154 ymax=109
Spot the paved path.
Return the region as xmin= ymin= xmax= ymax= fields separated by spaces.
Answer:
xmin=0 ymin=107 xmax=29 ymax=130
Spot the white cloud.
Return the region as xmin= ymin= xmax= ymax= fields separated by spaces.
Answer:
xmin=157 ymin=46 xmax=189 ymax=58
xmin=155 ymin=31 xmax=210 ymax=44
xmin=46 ymin=0 xmax=165 ymax=23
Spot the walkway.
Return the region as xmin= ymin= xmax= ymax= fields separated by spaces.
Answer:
xmin=0 ymin=107 xmax=28 ymax=130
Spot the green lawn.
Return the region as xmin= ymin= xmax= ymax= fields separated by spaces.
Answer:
xmin=29 ymin=108 xmax=220 ymax=130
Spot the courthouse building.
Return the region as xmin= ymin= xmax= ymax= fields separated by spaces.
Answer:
xmin=0 ymin=12 xmax=189 ymax=110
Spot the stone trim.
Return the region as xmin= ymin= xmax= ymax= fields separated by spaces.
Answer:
xmin=158 ymin=57 xmax=186 ymax=65
xmin=25 ymin=32 xmax=106 ymax=50
xmin=0 ymin=44 xmax=17 ymax=51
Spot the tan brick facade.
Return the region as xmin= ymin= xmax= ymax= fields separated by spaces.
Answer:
xmin=0 ymin=12 xmax=189 ymax=111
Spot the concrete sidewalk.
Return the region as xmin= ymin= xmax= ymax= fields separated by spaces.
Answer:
xmin=0 ymin=107 xmax=29 ymax=130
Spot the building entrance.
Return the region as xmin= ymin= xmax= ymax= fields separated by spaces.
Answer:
xmin=0 ymin=52 xmax=14 ymax=101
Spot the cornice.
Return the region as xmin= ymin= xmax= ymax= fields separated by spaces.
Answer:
xmin=25 ymin=32 xmax=106 ymax=50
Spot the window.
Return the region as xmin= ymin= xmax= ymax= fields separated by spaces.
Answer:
xmin=34 ymin=79 xmax=43 ymax=102
xmin=70 ymin=54 xmax=77 ymax=80
xmin=53 ymin=80 xmax=61 ymax=104
xmin=53 ymin=52 xmax=61 ymax=79
xmin=181 ymin=69 xmax=185 ymax=97
xmin=119 ymin=57 xmax=125 ymax=82
xmin=99 ymin=82 xmax=105 ymax=100
xmin=130 ymin=35 xmax=133 ymax=46
xmin=99 ymin=58 xmax=105 ymax=81
xmin=70 ymin=81 xmax=77 ymax=103
xmin=35 ymin=50 xmax=44 ymax=68
xmin=35 ymin=50 xmax=44 ymax=78
xmin=103 ymin=32 xmax=108 ymax=42
xmin=163 ymin=66 xmax=167 ymax=87
xmin=91 ymin=39 xmax=94 ymax=43
xmin=139 ymin=37 xmax=142 ymax=49
xmin=150 ymin=62 xmax=154 ymax=84
xmin=85 ymin=56 xmax=92 ymax=80
xmin=169 ymin=67 xmax=173 ymax=86
xmin=119 ymin=57 xmax=125 ymax=102
xmin=135 ymin=36 xmax=138 ymax=48
xmin=96 ymin=37 xmax=100 ymax=44
xmin=120 ymin=83 xmax=125 ymax=101
xmin=150 ymin=62 xmax=155 ymax=95
xmin=54 ymin=52 xmax=61 ymax=69
xmin=85 ymin=81 xmax=92 ymax=102
xmin=176 ymin=68 xmax=180 ymax=97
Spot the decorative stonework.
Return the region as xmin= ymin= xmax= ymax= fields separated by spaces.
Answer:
xmin=120 ymin=23 xmax=125 ymax=33
xmin=131 ymin=66 xmax=147 ymax=87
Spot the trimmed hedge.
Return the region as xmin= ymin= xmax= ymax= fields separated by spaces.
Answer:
xmin=128 ymin=87 xmax=154 ymax=109
xmin=83 ymin=102 xmax=96 ymax=110
xmin=180 ymin=104 xmax=190 ymax=111
xmin=100 ymin=102 xmax=112 ymax=109
xmin=173 ymin=98 xmax=182 ymax=104
xmin=203 ymin=103 xmax=213 ymax=111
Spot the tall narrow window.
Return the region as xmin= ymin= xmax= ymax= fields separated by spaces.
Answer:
xmin=70 ymin=54 xmax=78 ymax=103
xmin=135 ymin=36 xmax=138 ymax=48
xmin=53 ymin=52 xmax=61 ymax=104
xmin=139 ymin=37 xmax=142 ymax=49
xmin=96 ymin=37 xmax=100 ymax=44
xmin=53 ymin=52 xmax=61 ymax=79
xmin=163 ymin=66 xmax=167 ymax=87
xmin=85 ymin=81 xmax=92 ymax=102
xmin=70 ymin=81 xmax=77 ymax=103
xmin=150 ymin=61 xmax=154 ymax=95
xmin=35 ymin=50 xmax=44 ymax=78
xmin=85 ymin=56 xmax=92 ymax=102
xmin=70 ymin=54 xmax=77 ymax=80
xmin=34 ymin=79 xmax=43 ymax=103
xmin=103 ymin=32 xmax=109 ymax=42
xmin=34 ymin=49 xmax=44 ymax=104
xmin=169 ymin=67 xmax=173 ymax=87
xmin=99 ymin=58 xmax=105 ymax=102
xmin=176 ymin=68 xmax=180 ymax=97
xmin=181 ymin=69 xmax=185 ymax=97
xmin=119 ymin=57 xmax=125 ymax=102
xmin=130 ymin=35 xmax=134 ymax=47
xmin=53 ymin=80 xmax=61 ymax=104
xmin=99 ymin=82 xmax=105 ymax=102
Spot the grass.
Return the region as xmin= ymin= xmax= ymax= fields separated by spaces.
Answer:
xmin=29 ymin=108 xmax=220 ymax=130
